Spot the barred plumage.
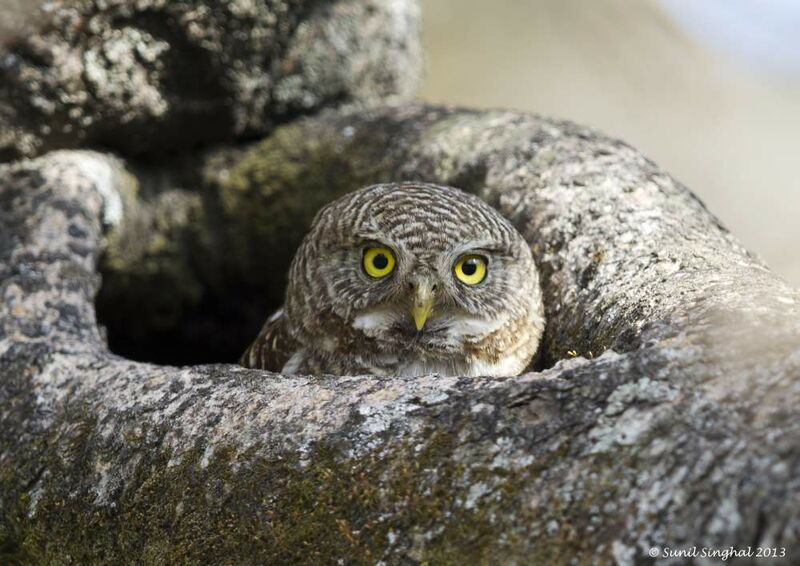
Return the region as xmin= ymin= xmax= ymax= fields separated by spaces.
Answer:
xmin=241 ymin=182 xmax=545 ymax=377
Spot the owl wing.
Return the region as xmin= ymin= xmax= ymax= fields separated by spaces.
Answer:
xmin=239 ymin=308 xmax=297 ymax=372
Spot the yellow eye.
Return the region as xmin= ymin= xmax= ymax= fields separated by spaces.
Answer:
xmin=454 ymin=254 xmax=488 ymax=285
xmin=362 ymin=246 xmax=396 ymax=278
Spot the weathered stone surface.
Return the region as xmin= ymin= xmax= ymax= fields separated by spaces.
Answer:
xmin=0 ymin=0 xmax=421 ymax=161
xmin=1 ymin=106 xmax=799 ymax=564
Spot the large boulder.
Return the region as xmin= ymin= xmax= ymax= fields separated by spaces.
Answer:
xmin=0 ymin=0 xmax=421 ymax=161
xmin=1 ymin=105 xmax=798 ymax=563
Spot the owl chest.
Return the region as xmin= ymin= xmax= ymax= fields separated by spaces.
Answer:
xmin=289 ymin=316 xmax=530 ymax=377
xmin=285 ymin=343 xmax=472 ymax=377
xmin=309 ymin=347 xmax=519 ymax=378
xmin=371 ymin=352 xmax=525 ymax=378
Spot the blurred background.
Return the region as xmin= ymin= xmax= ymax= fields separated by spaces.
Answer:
xmin=420 ymin=0 xmax=800 ymax=285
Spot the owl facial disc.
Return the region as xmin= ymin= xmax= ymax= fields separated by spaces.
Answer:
xmin=240 ymin=182 xmax=546 ymax=378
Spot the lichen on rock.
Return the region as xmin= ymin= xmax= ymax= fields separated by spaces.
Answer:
xmin=0 ymin=0 xmax=421 ymax=161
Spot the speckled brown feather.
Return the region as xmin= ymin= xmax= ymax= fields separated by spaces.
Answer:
xmin=240 ymin=311 xmax=296 ymax=372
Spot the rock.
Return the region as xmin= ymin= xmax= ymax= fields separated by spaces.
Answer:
xmin=0 ymin=0 xmax=421 ymax=161
xmin=1 ymin=106 xmax=798 ymax=563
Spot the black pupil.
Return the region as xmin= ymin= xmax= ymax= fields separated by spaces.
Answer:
xmin=373 ymin=253 xmax=389 ymax=270
xmin=462 ymin=259 xmax=479 ymax=276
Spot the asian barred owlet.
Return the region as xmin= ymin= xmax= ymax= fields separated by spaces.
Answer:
xmin=240 ymin=182 xmax=545 ymax=377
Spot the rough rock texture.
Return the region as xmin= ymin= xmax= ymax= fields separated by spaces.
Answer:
xmin=0 ymin=0 xmax=421 ymax=161
xmin=2 ymin=106 xmax=799 ymax=564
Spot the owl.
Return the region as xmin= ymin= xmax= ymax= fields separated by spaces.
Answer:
xmin=240 ymin=182 xmax=545 ymax=377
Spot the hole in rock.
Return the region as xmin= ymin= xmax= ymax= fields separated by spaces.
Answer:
xmin=94 ymin=184 xmax=306 ymax=366
xmin=96 ymin=258 xmax=288 ymax=366
xmin=97 ymin=242 xmax=552 ymax=371
xmin=94 ymin=179 xmax=555 ymax=371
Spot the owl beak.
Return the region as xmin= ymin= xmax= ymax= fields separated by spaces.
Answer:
xmin=410 ymin=278 xmax=435 ymax=331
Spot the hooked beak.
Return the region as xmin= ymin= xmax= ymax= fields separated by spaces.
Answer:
xmin=410 ymin=277 xmax=435 ymax=331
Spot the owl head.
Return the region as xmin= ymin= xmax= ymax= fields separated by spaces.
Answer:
xmin=284 ymin=182 xmax=545 ymax=375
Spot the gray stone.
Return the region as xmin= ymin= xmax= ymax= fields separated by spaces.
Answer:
xmin=1 ymin=105 xmax=798 ymax=563
xmin=0 ymin=0 xmax=421 ymax=161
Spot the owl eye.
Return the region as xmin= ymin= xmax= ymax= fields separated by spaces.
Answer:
xmin=362 ymin=246 xmax=396 ymax=278
xmin=454 ymin=254 xmax=488 ymax=285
